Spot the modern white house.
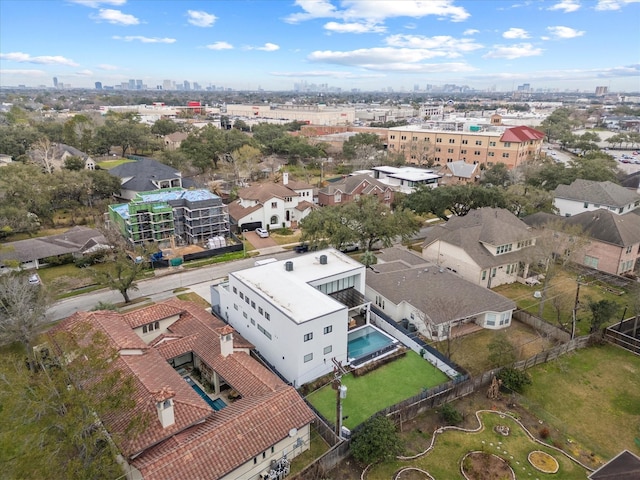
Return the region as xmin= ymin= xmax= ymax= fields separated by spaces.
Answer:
xmin=422 ymin=208 xmax=538 ymax=288
xmin=554 ymin=179 xmax=640 ymax=217
xmin=370 ymin=166 xmax=442 ymax=193
xmin=227 ymin=173 xmax=315 ymax=232
xmin=211 ymin=249 xmax=370 ymax=387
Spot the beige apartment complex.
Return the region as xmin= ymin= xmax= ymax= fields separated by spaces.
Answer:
xmin=387 ymin=124 xmax=545 ymax=169
xmin=224 ymin=104 xmax=356 ymax=126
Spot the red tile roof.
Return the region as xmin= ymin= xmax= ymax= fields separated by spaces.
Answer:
xmin=499 ymin=125 xmax=545 ymax=143
xmin=50 ymin=299 xmax=315 ymax=480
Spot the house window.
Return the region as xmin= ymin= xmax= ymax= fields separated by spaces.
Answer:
xmin=436 ymin=138 xmax=442 ymax=143
xmin=239 ymin=292 xmax=244 ymax=299
xmin=304 ymin=332 xmax=313 ymax=342
xmin=502 ymin=153 xmax=509 ymax=158
xmin=504 ymin=142 xmax=511 ymax=147
xmin=475 ymin=140 xmax=482 ymax=145
xmin=496 ymin=244 xmax=513 ymax=254
xmin=462 ymin=139 xmax=468 ymax=145
xmin=257 ymin=324 xmax=272 ymax=339
xmin=243 ymin=311 xmax=248 ymax=319
xmin=251 ymin=301 xmax=255 ymax=309
xmin=481 ymin=270 xmax=487 ymax=281
xmin=491 ymin=268 xmax=497 ymax=278
xmin=390 ymin=135 xmax=395 ymax=139
xmin=401 ymin=135 xmax=406 ymax=140
xmin=271 ymin=202 xmax=277 ymax=208
xmin=489 ymin=141 xmax=496 ymax=147
xmin=245 ymin=296 xmax=249 ymax=304
xmin=251 ymin=318 xmax=255 ymax=325
xmin=265 ymin=312 xmax=270 ymax=320
xmin=474 ymin=150 xmax=481 ymax=155
xmin=447 ymin=148 xmax=454 ymax=154
xmin=259 ymin=306 xmax=263 ymax=315
xmin=486 ymin=313 xmax=496 ymax=326
xmin=626 ymin=245 xmax=633 ymax=254
xmin=233 ymin=286 xmax=237 ymax=294
xmin=324 ymin=325 xmax=333 ymax=334
xmin=142 ymin=325 xmax=147 ymax=333
xmin=334 ymin=193 xmax=342 ymax=203
xmin=324 ymin=345 xmax=332 ymax=355
xmin=234 ymin=303 xmax=238 ymax=310
xmin=304 ymin=353 xmax=313 ymax=363
xmin=488 ymin=152 xmax=495 ymax=157
xmin=270 ymin=215 xmax=278 ymax=225
xmin=461 ymin=149 xmax=467 ymax=154
xmin=435 ymin=147 xmax=441 ymax=152
xmin=449 ymin=138 xmax=455 ymax=144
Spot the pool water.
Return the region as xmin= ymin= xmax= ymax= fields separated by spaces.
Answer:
xmin=184 ymin=376 xmax=227 ymax=411
xmin=348 ymin=325 xmax=396 ymax=360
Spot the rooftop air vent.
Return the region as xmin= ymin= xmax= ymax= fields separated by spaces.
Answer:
xmin=285 ymin=261 xmax=293 ymax=272
xmin=319 ymin=255 xmax=327 ymax=265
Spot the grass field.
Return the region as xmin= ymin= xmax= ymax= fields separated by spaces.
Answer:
xmin=96 ymin=158 xmax=134 ymax=169
xmin=367 ymin=411 xmax=589 ymax=479
xmin=521 ymin=344 xmax=640 ymax=460
xmin=307 ymin=351 xmax=449 ymax=430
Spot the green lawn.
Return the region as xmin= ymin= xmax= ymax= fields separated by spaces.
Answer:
xmin=96 ymin=158 xmax=134 ymax=169
xmin=522 ymin=344 xmax=640 ymax=460
xmin=307 ymin=351 xmax=449 ymax=430
xmin=367 ymin=411 xmax=589 ymax=479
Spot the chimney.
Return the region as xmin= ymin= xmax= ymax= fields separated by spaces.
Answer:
xmin=218 ymin=325 xmax=234 ymax=357
xmin=155 ymin=387 xmax=176 ymax=428
xmin=283 ymin=172 xmax=289 ymax=185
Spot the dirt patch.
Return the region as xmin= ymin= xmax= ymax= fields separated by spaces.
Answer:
xmin=163 ymin=244 xmax=205 ymax=258
xmin=462 ymin=452 xmax=514 ymax=480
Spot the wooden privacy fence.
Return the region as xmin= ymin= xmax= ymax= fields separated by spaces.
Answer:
xmin=604 ymin=316 xmax=640 ymax=355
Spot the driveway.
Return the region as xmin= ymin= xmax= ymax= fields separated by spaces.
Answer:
xmin=243 ymin=230 xmax=278 ymax=249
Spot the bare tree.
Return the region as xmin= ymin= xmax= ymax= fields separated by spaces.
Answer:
xmin=29 ymin=137 xmax=58 ymax=174
xmin=0 ymin=274 xmax=50 ymax=368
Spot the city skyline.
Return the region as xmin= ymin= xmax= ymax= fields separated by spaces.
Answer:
xmin=1 ymin=0 xmax=639 ymax=92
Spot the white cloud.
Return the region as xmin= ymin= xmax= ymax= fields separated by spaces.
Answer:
xmin=285 ymin=0 xmax=470 ymax=24
xmin=206 ymin=42 xmax=233 ymax=50
xmin=270 ymin=70 xmax=386 ymax=79
xmin=546 ymin=26 xmax=585 ymax=38
xmin=245 ymin=43 xmax=280 ymax=51
xmin=98 ymin=64 xmax=119 ymax=70
xmin=69 ymin=0 xmax=126 ymax=7
xmin=483 ymin=43 xmax=543 ymax=59
xmin=595 ymin=0 xmax=640 ymax=11
xmin=467 ymin=64 xmax=640 ymax=83
xmin=75 ymin=69 xmax=93 ymax=76
xmin=547 ymin=0 xmax=581 ymax=12
xmin=187 ymin=10 xmax=217 ymax=27
xmin=503 ymin=28 xmax=530 ymax=39
xmin=384 ymin=34 xmax=483 ymax=55
xmin=463 ymin=29 xmax=480 ymax=36
xmin=0 ymin=69 xmax=46 ymax=77
xmin=112 ymin=36 xmax=176 ymax=43
xmin=324 ymin=21 xmax=386 ymax=34
xmin=0 ymin=52 xmax=78 ymax=66
xmin=92 ymin=9 xmax=139 ymax=25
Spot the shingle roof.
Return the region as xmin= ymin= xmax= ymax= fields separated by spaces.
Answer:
xmin=588 ymin=450 xmax=640 ymax=480
xmin=368 ymin=247 xmax=515 ymax=325
xmin=50 ymin=299 xmax=315 ymax=480
xmin=0 ymin=226 xmax=107 ymax=264
xmin=109 ymin=158 xmax=195 ymax=192
xmin=237 ymin=182 xmax=302 ymax=203
xmin=524 ymin=209 xmax=640 ymax=247
xmin=422 ymin=208 xmax=536 ymax=269
xmin=554 ymin=179 xmax=640 ymax=207
xmin=319 ymin=174 xmax=391 ymax=196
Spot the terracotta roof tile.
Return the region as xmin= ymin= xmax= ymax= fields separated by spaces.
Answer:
xmin=124 ymin=303 xmax=185 ymax=328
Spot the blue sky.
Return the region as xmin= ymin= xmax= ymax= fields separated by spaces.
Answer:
xmin=1 ymin=0 xmax=639 ymax=92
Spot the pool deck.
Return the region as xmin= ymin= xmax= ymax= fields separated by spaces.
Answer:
xmin=177 ymin=367 xmax=236 ymax=407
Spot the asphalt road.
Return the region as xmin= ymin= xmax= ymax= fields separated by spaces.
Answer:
xmin=47 ymin=250 xmax=297 ymax=322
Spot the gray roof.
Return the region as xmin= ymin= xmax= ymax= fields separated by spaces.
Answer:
xmin=109 ymin=158 xmax=195 ymax=193
xmin=554 ymin=179 xmax=640 ymax=207
xmin=367 ymin=247 xmax=515 ymax=325
xmin=524 ymin=210 xmax=640 ymax=247
xmin=588 ymin=450 xmax=640 ymax=480
xmin=446 ymin=160 xmax=479 ymax=179
xmin=0 ymin=226 xmax=107 ymax=264
xmin=620 ymin=171 xmax=640 ymax=191
xmin=319 ymin=174 xmax=391 ymax=196
xmin=422 ymin=208 xmax=536 ymax=269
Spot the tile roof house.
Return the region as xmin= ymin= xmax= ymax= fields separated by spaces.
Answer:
xmin=48 ymin=299 xmax=315 ymax=480
xmin=317 ymin=173 xmax=395 ymax=206
xmin=109 ymin=157 xmax=196 ymax=200
xmin=422 ymin=208 xmax=538 ymax=288
xmin=0 ymin=226 xmax=108 ymax=271
xmin=523 ymin=209 xmax=640 ymax=276
xmin=553 ymin=179 xmax=640 ymax=217
xmin=437 ymin=160 xmax=480 ymax=185
xmin=227 ymin=173 xmax=315 ymax=232
xmin=366 ymin=247 xmax=516 ymax=341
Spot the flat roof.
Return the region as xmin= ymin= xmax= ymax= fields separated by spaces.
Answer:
xmin=373 ymin=166 xmax=441 ymax=181
xmin=136 ymin=189 xmax=219 ymax=203
xmin=232 ymin=249 xmax=364 ymax=324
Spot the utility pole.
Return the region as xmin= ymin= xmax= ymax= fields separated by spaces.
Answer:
xmin=571 ymin=276 xmax=583 ymax=340
xmin=331 ymin=358 xmax=348 ymax=438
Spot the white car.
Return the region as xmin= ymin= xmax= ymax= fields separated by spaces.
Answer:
xmin=28 ymin=273 xmax=41 ymax=285
xmin=255 ymin=228 xmax=269 ymax=238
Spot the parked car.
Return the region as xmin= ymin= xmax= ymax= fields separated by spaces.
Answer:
xmin=28 ymin=273 xmax=41 ymax=285
xmin=294 ymin=243 xmax=309 ymax=253
xmin=255 ymin=228 xmax=269 ymax=238
xmin=339 ymin=243 xmax=359 ymax=253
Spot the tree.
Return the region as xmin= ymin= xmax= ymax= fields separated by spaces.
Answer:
xmin=0 ymin=327 xmax=147 ymax=479
xmin=0 ymin=273 xmax=50 ymax=369
xmin=90 ymin=248 xmax=146 ymax=304
xmin=480 ymin=162 xmax=511 ymax=187
xmin=93 ymin=111 xmax=151 ymax=157
xmin=587 ymin=298 xmax=619 ymax=333
xmin=403 ymin=184 xmax=506 ymax=222
xmin=342 ymin=133 xmax=383 ymax=160
xmin=29 ymin=137 xmax=58 ymax=173
xmin=350 ymin=415 xmax=402 ymax=465
xmin=63 ymin=155 xmax=85 ymax=171
xmin=487 ymin=333 xmax=517 ymax=367
xmin=150 ymin=118 xmax=180 ymax=136
xmin=497 ymin=367 xmax=531 ymax=394
xmin=503 ymin=184 xmax=556 ymax=217
xmin=440 ymin=403 xmax=463 ymax=425
xmin=0 ymin=163 xmax=54 ymax=225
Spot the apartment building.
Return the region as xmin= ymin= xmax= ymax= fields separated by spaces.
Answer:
xmin=387 ymin=124 xmax=544 ymax=169
xmin=109 ymin=188 xmax=229 ymax=246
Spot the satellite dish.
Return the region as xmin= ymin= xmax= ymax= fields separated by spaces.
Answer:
xmin=289 ymin=428 xmax=297 ymax=437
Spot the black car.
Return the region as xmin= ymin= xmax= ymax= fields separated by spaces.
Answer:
xmin=294 ymin=243 xmax=309 ymax=253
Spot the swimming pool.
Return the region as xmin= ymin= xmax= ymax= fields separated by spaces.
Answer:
xmin=347 ymin=325 xmax=397 ymax=364
xmin=184 ymin=376 xmax=227 ymax=411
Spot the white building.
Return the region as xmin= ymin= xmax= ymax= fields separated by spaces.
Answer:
xmin=370 ymin=166 xmax=442 ymax=193
xmin=211 ymin=249 xmax=370 ymax=387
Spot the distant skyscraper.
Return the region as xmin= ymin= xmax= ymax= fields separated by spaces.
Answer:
xmin=95 ymin=81 xmax=102 ymax=90
xmin=162 ymin=79 xmax=173 ymax=90
xmin=183 ymin=80 xmax=191 ymax=91
xmin=136 ymin=79 xmax=143 ymax=90
xmin=595 ymin=86 xmax=609 ymax=96
xmin=53 ymin=77 xmax=58 ymax=88
xmin=128 ymin=79 xmax=135 ymax=90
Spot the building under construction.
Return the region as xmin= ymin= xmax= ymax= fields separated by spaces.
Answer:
xmin=109 ymin=188 xmax=229 ymax=246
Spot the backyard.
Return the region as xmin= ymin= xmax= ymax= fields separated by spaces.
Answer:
xmin=306 ymin=351 xmax=449 ymax=430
